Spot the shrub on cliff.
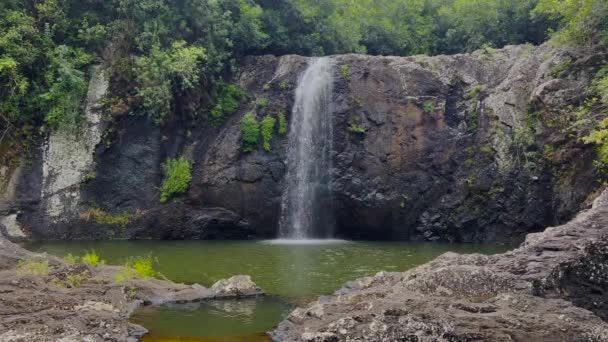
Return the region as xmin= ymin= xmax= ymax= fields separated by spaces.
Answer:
xmin=210 ymin=83 xmax=247 ymax=124
xmin=582 ymin=67 xmax=608 ymax=170
xmin=160 ymin=157 xmax=192 ymax=203
xmin=278 ymin=112 xmax=288 ymax=135
xmin=241 ymin=112 xmax=260 ymax=153
xmin=261 ymin=115 xmax=277 ymax=151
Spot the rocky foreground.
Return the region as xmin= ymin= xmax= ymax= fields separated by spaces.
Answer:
xmin=271 ymin=189 xmax=608 ymax=341
xmin=0 ymin=239 xmax=263 ymax=342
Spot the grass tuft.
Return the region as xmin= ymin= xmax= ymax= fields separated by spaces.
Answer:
xmin=16 ymin=259 xmax=50 ymax=276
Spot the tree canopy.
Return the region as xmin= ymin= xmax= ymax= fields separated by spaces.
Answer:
xmin=0 ymin=0 xmax=605 ymax=147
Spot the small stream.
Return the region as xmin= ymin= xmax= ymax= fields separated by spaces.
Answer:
xmin=25 ymin=240 xmax=510 ymax=341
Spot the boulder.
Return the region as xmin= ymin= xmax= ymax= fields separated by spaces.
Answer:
xmin=211 ymin=275 xmax=264 ymax=298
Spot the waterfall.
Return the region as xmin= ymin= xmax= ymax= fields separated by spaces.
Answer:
xmin=279 ymin=57 xmax=335 ymax=239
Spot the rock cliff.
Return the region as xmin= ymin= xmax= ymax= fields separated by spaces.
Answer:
xmin=0 ymin=44 xmax=606 ymax=242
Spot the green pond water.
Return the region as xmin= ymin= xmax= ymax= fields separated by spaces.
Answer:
xmin=25 ymin=240 xmax=511 ymax=341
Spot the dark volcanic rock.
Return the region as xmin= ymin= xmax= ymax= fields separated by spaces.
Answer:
xmin=129 ymin=204 xmax=254 ymax=240
xmin=0 ymin=46 xmax=605 ymax=242
xmin=84 ymin=116 xmax=164 ymax=212
xmin=196 ymin=45 xmax=604 ymax=243
xmin=270 ymin=189 xmax=608 ymax=341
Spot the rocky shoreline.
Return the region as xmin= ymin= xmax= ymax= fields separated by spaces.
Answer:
xmin=0 ymin=238 xmax=263 ymax=342
xmin=270 ymin=189 xmax=608 ymax=341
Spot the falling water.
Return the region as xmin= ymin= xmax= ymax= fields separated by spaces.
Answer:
xmin=279 ymin=58 xmax=335 ymax=239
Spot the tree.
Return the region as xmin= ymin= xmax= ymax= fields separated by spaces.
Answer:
xmin=134 ymin=41 xmax=206 ymax=123
xmin=534 ymin=0 xmax=608 ymax=47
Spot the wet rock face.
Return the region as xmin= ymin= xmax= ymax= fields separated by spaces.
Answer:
xmin=196 ymin=45 xmax=602 ymax=243
xmin=270 ymin=190 xmax=608 ymax=341
xmin=0 ymin=46 xmax=605 ymax=241
xmin=328 ymin=47 xmax=603 ymax=242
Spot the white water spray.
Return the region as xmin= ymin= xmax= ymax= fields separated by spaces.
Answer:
xmin=279 ymin=58 xmax=335 ymax=239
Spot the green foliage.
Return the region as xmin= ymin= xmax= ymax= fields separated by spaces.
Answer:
xmin=261 ymin=115 xmax=276 ymax=152
xmin=210 ymin=83 xmax=247 ymax=123
xmin=423 ymin=101 xmax=435 ymax=113
xmin=583 ymin=118 xmax=608 ymax=170
xmin=256 ymin=97 xmax=270 ymax=108
xmin=241 ymin=112 xmax=260 ymax=153
xmin=575 ymin=67 xmax=608 ymax=173
xmin=278 ymin=111 xmax=288 ymax=135
xmin=0 ymin=0 xmax=592 ymax=150
xmin=0 ymin=56 xmax=29 ymax=121
xmin=134 ymin=42 xmax=206 ymax=124
xmin=0 ymin=10 xmax=45 ymax=133
xmin=348 ymin=123 xmax=367 ymax=134
xmin=16 ymin=259 xmax=50 ymax=276
xmin=348 ymin=115 xmax=367 ymax=134
xmin=551 ymin=58 xmax=574 ymax=78
xmin=512 ymin=126 xmax=538 ymax=171
xmin=543 ymin=144 xmax=556 ymax=159
xmin=160 ymin=157 xmax=192 ymax=203
xmin=464 ymin=172 xmax=478 ymax=187
xmin=84 ymin=171 xmax=97 ymax=183
xmin=41 ymin=46 xmax=93 ymax=132
xmin=114 ymin=269 xmax=133 ymax=283
xmin=434 ymin=0 xmax=550 ymax=54
xmin=81 ymin=250 xmax=104 ymax=266
xmin=513 ymin=127 xmax=536 ymax=149
xmin=534 ymin=0 xmax=608 ymax=47
xmin=81 ymin=208 xmax=132 ymax=227
xmin=64 ymin=253 xmax=79 ymax=264
xmin=76 ymin=20 xmax=108 ymax=50
xmin=526 ymin=110 xmax=542 ymax=127
xmin=592 ymin=66 xmax=608 ymax=108
xmin=55 ymin=271 xmax=90 ymax=288
xmin=340 ymin=64 xmax=349 ymax=78
xmin=465 ymin=85 xmax=483 ymax=100
xmin=467 ymin=109 xmax=479 ymax=133
xmin=479 ymin=145 xmax=494 ymax=159
xmin=114 ymin=255 xmax=161 ymax=283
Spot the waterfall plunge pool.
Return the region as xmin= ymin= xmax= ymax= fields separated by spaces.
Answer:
xmin=24 ymin=240 xmax=511 ymax=341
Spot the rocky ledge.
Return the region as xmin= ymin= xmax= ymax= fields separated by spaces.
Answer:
xmin=271 ymin=189 xmax=608 ymax=341
xmin=0 ymin=238 xmax=263 ymax=342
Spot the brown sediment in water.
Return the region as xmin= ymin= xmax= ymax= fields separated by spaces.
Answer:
xmin=141 ymin=332 xmax=270 ymax=342
xmin=284 ymin=294 xmax=319 ymax=307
